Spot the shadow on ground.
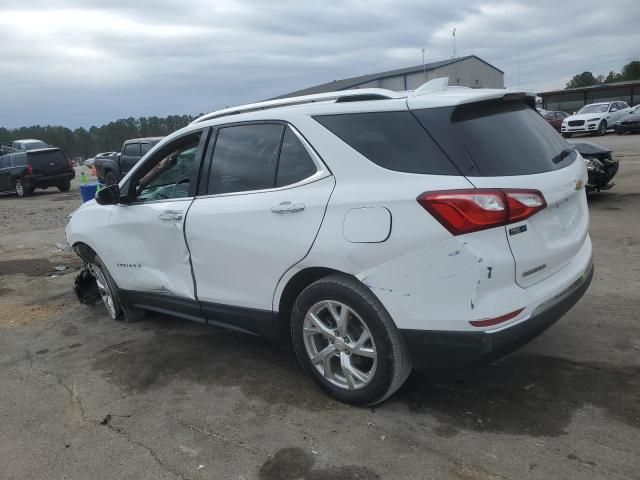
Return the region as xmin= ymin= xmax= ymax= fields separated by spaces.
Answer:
xmin=89 ymin=315 xmax=640 ymax=438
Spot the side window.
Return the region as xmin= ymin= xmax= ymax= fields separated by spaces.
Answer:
xmin=124 ymin=143 xmax=139 ymax=156
xmin=1 ymin=157 xmax=11 ymax=168
xmin=140 ymin=143 xmax=152 ymax=156
xmin=276 ymin=128 xmax=317 ymax=187
xmin=609 ymin=103 xmax=618 ymax=112
xmin=315 ymin=111 xmax=458 ymax=175
xmin=209 ymin=124 xmax=284 ymax=194
xmin=135 ymin=132 xmax=202 ymax=202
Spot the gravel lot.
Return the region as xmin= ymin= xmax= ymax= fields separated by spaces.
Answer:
xmin=1 ymin=135 xmax=639 ymax=480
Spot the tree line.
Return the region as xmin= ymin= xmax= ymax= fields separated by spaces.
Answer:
xmin=0 ymin=114 xmax=199 ymax=159
xmin=566 ymin=60 xmax=640 ymax=89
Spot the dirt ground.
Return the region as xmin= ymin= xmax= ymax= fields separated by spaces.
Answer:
xmin=1 ymin=135 xmax=639 ymax=480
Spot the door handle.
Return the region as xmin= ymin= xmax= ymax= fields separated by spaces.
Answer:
xmin=271 ymin=201 xmax=305 ymax=214
xmin=159 ymin=210 xmax=183 ymax=221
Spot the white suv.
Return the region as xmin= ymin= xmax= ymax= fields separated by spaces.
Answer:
xmin=561 ymin=101 xmax=630 ymax=137
xmin=67 ymin=79 xmax=593 ymax=405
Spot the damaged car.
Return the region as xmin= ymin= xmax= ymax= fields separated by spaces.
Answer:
xmin=572 ymin=142 xmax=619 ymax=192
xmin=67 ymin=79 xmax=593 ymax=405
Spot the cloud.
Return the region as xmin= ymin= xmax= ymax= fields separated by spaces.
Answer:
xmin=0 ymin=0 xmax=638 ymax=127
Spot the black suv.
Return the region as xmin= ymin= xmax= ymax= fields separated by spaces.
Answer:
xmin=0 ymin=140 xmax=75 ymax=197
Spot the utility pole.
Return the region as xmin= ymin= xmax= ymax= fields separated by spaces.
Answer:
xmin=422 ymin=48 xmax=426 ymax=80
xmin=452 ymin=28 xmax=456 ymax=58
xmin=517 ymin=51 xmax=520 ymax=88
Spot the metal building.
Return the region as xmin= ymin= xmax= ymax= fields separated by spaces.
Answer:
xmin=273 ymin=55 xmax=504 ymax=99
xmin=538 ymin=79 xmax=640 ymax=113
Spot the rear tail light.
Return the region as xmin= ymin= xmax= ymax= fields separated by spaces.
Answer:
xmin=67 ymin=159 xmax=74 ymax=169
xmin=417 ymin=189 xmax=546 ymax=235
xmin=26 ymin=164 xmax=33 ymax=175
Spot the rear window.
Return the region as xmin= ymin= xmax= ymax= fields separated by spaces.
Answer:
xmin=314 ymin=111 xmax=459 ymax=175
xmin=414 ymin=101 xmax=576 ymax=176
xmin=27 ymin=150 xmax=67 ymax=166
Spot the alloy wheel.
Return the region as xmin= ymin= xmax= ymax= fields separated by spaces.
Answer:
xmin=15 ymin=181 xmax=24 ymax=197
xmin=302 ymin=300 xmax=377 ymax=390
xmin=89 ymin=264 xmax=117 ymax=319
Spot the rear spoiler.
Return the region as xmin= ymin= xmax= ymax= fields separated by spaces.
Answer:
xmin=410 ymin=77 xmax=536 ymax=109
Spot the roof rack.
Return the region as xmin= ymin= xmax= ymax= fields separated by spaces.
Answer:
xmin=191 ymin=88 xmax=405 ymax=124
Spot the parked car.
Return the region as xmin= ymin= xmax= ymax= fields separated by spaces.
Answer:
xmin=561 ymin=101 xmax=631 ymax=137
xmin=543 ymin=111 xmax=569 ymax=131
xmin=4 ymin=139 xmax=50 ymax=152
xmin=572 ymin=142 xmax=619 ymax=192
xmin=85 ymin=152 xmax=117 ymax=168
xmin=94 ymin=138 xmax=163 ymax=185
xmin=0 ymin=140 xmax=75 ymax=197
xmin=67 ymin=80 xmax=593 ymax=405
xmin=614 ymin=104 xmax=640 ymax=135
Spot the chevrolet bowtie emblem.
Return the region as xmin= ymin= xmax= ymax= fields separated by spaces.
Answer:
xmin=575 ymin=179 xmax=584 ymax=191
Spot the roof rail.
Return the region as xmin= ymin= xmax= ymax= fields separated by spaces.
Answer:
xmin=191 ymin=88 xmax=405 ymax=124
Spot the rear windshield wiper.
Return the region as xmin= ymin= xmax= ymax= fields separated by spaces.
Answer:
xmin=552 ymin=148 xmax=575 ymax=164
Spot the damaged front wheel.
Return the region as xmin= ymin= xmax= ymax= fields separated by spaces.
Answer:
xmin=89 ymin=263 xmax=120 ymax=320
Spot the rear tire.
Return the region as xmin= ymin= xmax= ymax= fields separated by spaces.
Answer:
xmin=104 ymin=170 xmax=118 ymax=186
xmin=14 ymin=179 xmax=33 ymax=197
xmin=58 ymin=180 xmax=71 ymax=192
xmin=291 ymin=274 xmax=412 ymax=405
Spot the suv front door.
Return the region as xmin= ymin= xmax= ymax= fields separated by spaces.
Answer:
xmin=99 ymin=130 xmax=210 ymax=315
xmin=186 ymin=123 xmax=334 ymax=336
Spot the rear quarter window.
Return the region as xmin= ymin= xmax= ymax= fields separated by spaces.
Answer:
xmin=414 ymin=101 xmax=576 ymax=176
xmin=314 ymin=111 xmax=459 ymax=175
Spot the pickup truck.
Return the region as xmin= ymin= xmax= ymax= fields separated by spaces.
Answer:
xmin=94 ymin=137 xmax=163 ymax=185
xmin=0 ymin=139 xmax=75 ymax=197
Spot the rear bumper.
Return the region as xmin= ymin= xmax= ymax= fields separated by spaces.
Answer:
xmin=401 ymin=261 xmax=593 ymax=373
xmin=25 ymin=171 xmax=75 ymax=187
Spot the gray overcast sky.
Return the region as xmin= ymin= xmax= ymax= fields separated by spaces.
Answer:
xmin=1 ymin=0 xmax=638 ymax=128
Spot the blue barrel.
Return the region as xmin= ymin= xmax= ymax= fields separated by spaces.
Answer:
xmin=79 ymin=183 xmax=99 ymax=203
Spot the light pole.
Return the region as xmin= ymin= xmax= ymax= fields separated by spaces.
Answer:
xmin=422 ymin=48 xmax=426 ymax=80
xmin=452 ymin=28 xmax=456 ymax=58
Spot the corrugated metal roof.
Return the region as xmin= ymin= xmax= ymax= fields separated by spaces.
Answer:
xmin=271 ymin=55 xmax=504 ymax=99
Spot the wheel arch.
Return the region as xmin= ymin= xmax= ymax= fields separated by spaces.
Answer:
xmin=276 ymin=266 xmax=350 ymax=344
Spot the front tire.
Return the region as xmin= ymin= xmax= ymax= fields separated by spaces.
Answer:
xmin=562 ymin=132 xmax=572 ymax=138
xmin=598 ymin=121 xmax=607 ymax=136
xmin=88 ymin=255 xmax=145 ymax=322
xmin=291 ymin=274 xmax=412 ymax=405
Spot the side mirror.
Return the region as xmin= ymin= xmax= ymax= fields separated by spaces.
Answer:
xmin=96 ymin=184 xmax=120 ymax=205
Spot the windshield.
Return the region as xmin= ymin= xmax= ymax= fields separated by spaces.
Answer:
xmin=577 ymin=104 xmax=609 ymax=114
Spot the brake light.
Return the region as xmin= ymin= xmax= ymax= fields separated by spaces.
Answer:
xmin=26 ymin=164 xmax=33 ymax=175
xmin=67 ymin=159 xmax=73 ymax=169
xmin=417 ymin=189 xmax=546 ymax=235
xmin=469 ymin=308 xmax=525 ymax=327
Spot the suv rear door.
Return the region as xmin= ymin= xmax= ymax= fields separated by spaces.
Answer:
xmin=412 ymin=98 xmax=589 ymax=287
xmin=185 ymin=123 xmax=334 ymax=334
